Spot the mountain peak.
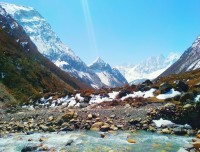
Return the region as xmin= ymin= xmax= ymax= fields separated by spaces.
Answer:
xmin=94 ymin=57 xmax=106 ymax=64
xmin=192 ymin=35 xmax=200 ymax=48
xmin=89 ymin=57 xmax=107 ymax=67
xmin=0 ymin=2 xmax=34 ymax=15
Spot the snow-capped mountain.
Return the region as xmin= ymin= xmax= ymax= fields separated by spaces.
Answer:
xmin=160 ymin=36 xmax=200 ymax=77
xmin=0 ymin=2 xmax=104 ymax=88
xmin=89 ymin=57 xmax=128 ymax=87
xmin=116 ymin=53 xmax=181 ymax=84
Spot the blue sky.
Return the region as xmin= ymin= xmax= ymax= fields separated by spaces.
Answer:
xmin=2 ymin=0 xmax=200 ymax=66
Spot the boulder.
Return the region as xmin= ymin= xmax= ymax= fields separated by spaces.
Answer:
xmin=40 ymin=125 xmax=48 ymax=131
xmin=79 ymin=103 xmax=89 ymax=108
xmin=175 ymin=81 xmax=189 ymax=92
xmin=127 ymin=138 xmax=136 ymax=143
xmin=173 ymin=95 xmax=181 ymax=101
xmin=62 ymin=110 xmax=75 ymax=121
xmin=116 ymin=89 xmax=130 ymax=99
xmin=180 ymin=92 xmax=194 ymax=103
xmin=142 ymin=79 xmax=153 ymax=86
xmin=21 ymin=146 xmax=37 ymax=152
xmin=173 ymin=127 xmax=187 ymax=135
xmin=159 ymin=83 xmax=172 ymax=94
xmin=48 ymin=116 xmax=54 ymax=121
xmin=65 ymin=139 xmax=74 ymax=146
xmin=164 ymin=103 xmax=176 ymax=109
xmin=39 ymin=138 xmax=46 ymax=142
xmin=88 ymin=114 xmax=93 ymax=119
xmin=162 ymin=128 xmax=171 ymax=134
xmin=183 ymin=104 xmax=193 ymax=110
xmin=197 ymin=133 xmax=200 ymax=139
xmin=193 ymin=142 xmax=200 ymax=149
xmin=100 ymin=123 xmax=110 ymax=132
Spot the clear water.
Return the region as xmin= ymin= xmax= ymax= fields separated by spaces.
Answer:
xmin=0 ymin=131 xmax=192 ymax=152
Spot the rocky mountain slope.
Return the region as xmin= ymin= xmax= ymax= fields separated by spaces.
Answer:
xmin=0 ymin=5 xmax=89 ymax=103
xmin=160 ymin=36 xmax=200 ymax=77
xmin=89 ymin=57 xmax=128 ymax=87
xmin=0 ymin=2 xmax=104 ymax=88
xmin=116 ymin=53 xmax=180 ymax=84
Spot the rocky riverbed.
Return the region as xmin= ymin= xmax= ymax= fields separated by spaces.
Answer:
xmin=1 ymin=80 xmax=200 ymax=151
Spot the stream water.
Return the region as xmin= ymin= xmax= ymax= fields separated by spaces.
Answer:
xmin=0 ymin=131 xmax=193 ymax=152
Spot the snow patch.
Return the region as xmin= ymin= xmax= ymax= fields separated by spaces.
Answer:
xmin=121 ymin=88 xmax=156 ymax=100
xmin=156 ymin=89 xmax=181 ymax=100
xmin=153 ymin=118 xmax=174 ymax=128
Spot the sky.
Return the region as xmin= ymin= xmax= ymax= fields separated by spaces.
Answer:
xmin=1 ymin=0 xmax=200 ymax=66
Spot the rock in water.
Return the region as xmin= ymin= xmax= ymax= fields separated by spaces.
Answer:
xmin=21 ymin=146 xmax=37 ymax=152
xmin=65 ymin=139 xmax=74 ymax=146
xmin=127 ymin=138 xmax=136 ymax=143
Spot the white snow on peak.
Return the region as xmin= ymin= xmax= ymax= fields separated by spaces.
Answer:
xmin=192 ymin=35 xmax=200 ymax=48
xmin=89 ymin=57 xmax=127 ymax=87
xmin=1 ymin=2 xmax=104 ymax=88
xmin=116 ymin=52 xmax=181 ymax=84
xmin=0 ymin=2 xmax=34 ymax=15
xmin=88 ymin=57 xmax=106 ymax=67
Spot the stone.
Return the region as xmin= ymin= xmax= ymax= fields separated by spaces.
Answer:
xmin=142 ymin=79 xmax=153 ymax=86
xmin=39 ymin=138 xmax=46 ymax=142
xmin=91 ymin=122 xmax=103 ymax=128
xmin=110 ymin=114 xmax=116 ymax=118
xmin=79 ymin=103 xmax=89 ymax=108
xmin=40 ymin=125 xmax=48 ymax=131
xmin=116 ymin=125 xmax=124 ymax=129
xmin=129 ymin=118 xmax=142 ymax=125
xmin=193 ymin=142 xmax=200 ymax=149
xmin=62 ymin=110 xmax=75 ymax=121
xmin=88 ymin=114 xmax=93 ymax=119
xmin=183 ymin=143 xmax=194 ymax=151
xmin=116 ymin=89 xmax=130 ymax=99
xmin=100 ymin=133 xmax=106 ymax=138
xmin=28 ymin=138 xmax=33 ymax=141
xmin=48 ymin=116 xmax=54 ymax=121
xmin=164 ymin=103 xmax=176 ymax=109
xmin=177 ymin=148 xmax=188 ymax=152
xmin=21 ymin=146 xmax=37 ymax=152
xmin=159 ymin=83 xmax=172 ymax=94
xmin=183 ymin=104 xmax=193 ymax=110
xmin=173 ymin=95 xmax=181 ymax=101
xmin=127 ymin=138 xmax=136 ymax=143
xmin=65 ymin=139 xmax=74 ymax=146
xmin=180 ymin=92 xmax=194 ymax=103
xmin=173 ymin=127 xmax=187 ymax=135
xmin=26 ymin=131 xmax=34 ymax=135
xmin=175 ymin=81 xmax=189 ymax=92
xmin=162 ymin=128 xmax=171 ymax=134
xmin=47 ymin=127 xmax=56 ymax=132
xmin=187 ymin=130 xmax=196 ymax=136
xmin=110 ymin=125 xmax=118 ymax=131
xmin=100 ymin=123 xmax=110 ymax=132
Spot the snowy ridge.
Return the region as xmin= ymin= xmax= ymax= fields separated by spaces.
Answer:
xmin=89 ymin=57 xmax=128 ymax=87
xmin=160 ymin=35 xmax=200 ymax=77
xmin=1 ymin=2 xmax=104 ymax=88
xmin=116 ymin=52 xmax=180 ymax=84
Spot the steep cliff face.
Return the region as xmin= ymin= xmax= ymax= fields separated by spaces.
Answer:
xmin=0 ymin=2 xmax=104 ymax=88
xmin=160 ymin=36 xmax=200 ymax=77
xmin=0 ymin=6 xmax=89 ymax=103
